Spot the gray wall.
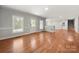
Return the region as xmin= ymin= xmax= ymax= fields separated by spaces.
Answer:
xmin=0 ymin=6 xmax=46 ymax=40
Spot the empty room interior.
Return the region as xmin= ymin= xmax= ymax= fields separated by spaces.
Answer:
xmin=0 ymin=5 xmax=79 ymax=53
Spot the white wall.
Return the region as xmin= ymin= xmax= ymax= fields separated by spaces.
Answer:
xmin=74 ymin=16 xmax=79 ymax=32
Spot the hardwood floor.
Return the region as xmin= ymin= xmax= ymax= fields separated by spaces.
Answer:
xmin=0 ymin=29 xmax=79 ymax=53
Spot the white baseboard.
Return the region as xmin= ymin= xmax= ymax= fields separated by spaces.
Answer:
xmin=0 ymin=31 xmax=41 ymax=40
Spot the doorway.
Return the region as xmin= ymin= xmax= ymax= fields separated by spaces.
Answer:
xmin=68 ymin=19 xmax=74 ymax=31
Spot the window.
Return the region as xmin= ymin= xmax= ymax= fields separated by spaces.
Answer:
xmin=40 ymin=20 xmax=43 ymax=29
xmin=31 ymin=19 xmax=36 ymax=27
xmin=12 ymin=16 xmax=24 ymax=33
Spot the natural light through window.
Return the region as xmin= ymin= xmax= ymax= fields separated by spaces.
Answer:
xmin=31 ymin=19 xmax=36 ymax=27
xmin=40 ymin=20 xmax=43 ymax=29
xmin=12 ymin=16 xmax=24 ymax=33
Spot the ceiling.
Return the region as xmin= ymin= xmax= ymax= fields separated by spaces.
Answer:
xmin=2 ymin=5 xmax=79 ymax=19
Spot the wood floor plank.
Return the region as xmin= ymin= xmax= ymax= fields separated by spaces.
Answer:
xmin=0 ymin=29 xmax=79 ymax=53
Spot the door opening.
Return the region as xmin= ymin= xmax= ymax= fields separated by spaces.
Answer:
xmin=68 ymin=19 xmax=74 ymax=31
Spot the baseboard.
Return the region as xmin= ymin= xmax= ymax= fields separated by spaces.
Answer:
xmin=0 ymin=31 xmax=41 ymax=40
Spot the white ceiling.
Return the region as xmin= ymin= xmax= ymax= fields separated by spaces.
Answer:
xmin=2 ymin=5 xmax=79 ymax=19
